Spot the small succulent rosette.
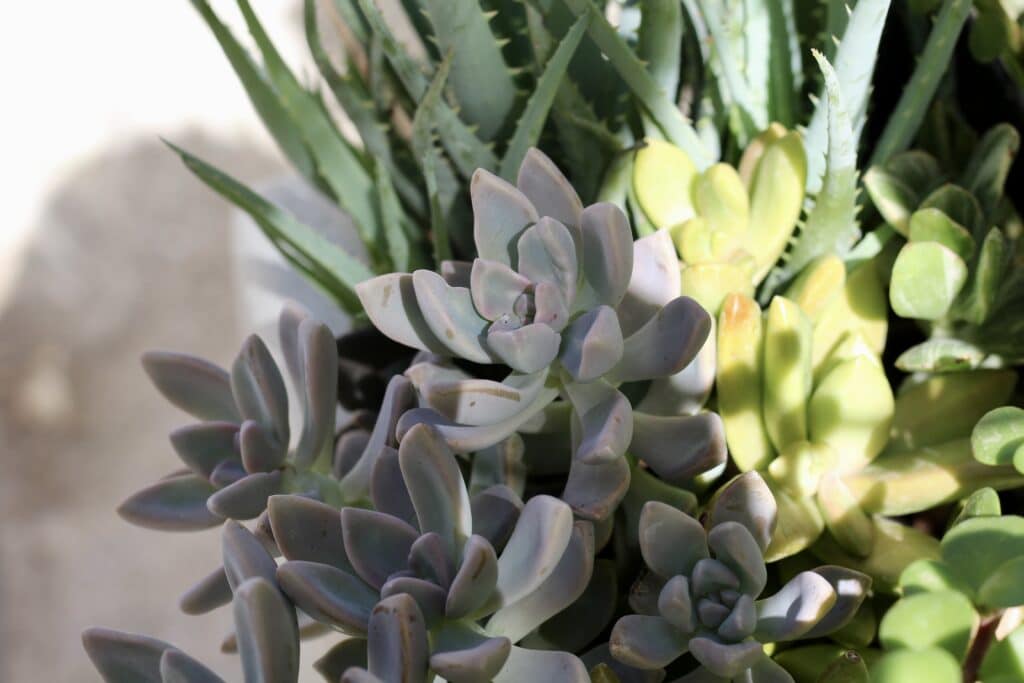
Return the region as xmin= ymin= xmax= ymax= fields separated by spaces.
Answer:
xmin=610 ymin=473 xmax=870 ymax=682
xmin=270 ymin=423 xmax=593 ymax=682
xmin=122 ymin=304 xmax=341 ymax=531
xmin=356 ymin=148 xmax=726 ymax=521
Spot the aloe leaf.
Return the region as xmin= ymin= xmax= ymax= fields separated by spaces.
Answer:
xmin=766 ymin=51 xmax=858 ymax=294
xmin=141 ymin=351 xmax=239 ymax=423
xmin=804 ymin=0 xmax=891 ymax=195
xmin=499 ymin=15 xmax=589 ymax=180
xmin=168 ymin=143 xmax=372 ymax=312
xmin=556 ymin=0 xmax=710 ymax=168
xmin=637 ymin=0 xmax=684 ymax=97
xmin=870 ymin=0 xmax=974 ymax=166
xmin=118 ymin=474 xmax=223 ymax=531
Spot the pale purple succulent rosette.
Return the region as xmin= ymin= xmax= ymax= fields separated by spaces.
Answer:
xmin=356 ymin=148 xmax=727 ymax=523
xmin=610 ymin=472 xmax=871 ymax=682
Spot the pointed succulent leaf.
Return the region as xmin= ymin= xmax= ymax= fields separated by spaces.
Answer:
xmin=293 ymin=318 xmax=338 ymax=467
xmin=560 ymin=306 xmax=624 ymax=382
xmin=763 ymin=296 xmax=812 ymax=451
xmin=239 ymin=420 xmax=285 ymax=473
xmin=517 ymin=148 xmax=583 ymax=232
xmin=631 ymin=412 xmax=726 ymax=484
xmin=314 ymin=639 xmax=368 ymax=683
xmin=380 ymin=576 xmax=447 ymax=627
xmin=340 ymin=669 xmax=384 ymax=683
xmin=366 ymin=594 xmax=429 ymax=683
xmin=516 ymin=217 xmax=579 ymax=304
xmin=755 ymin=571 xmax=837 ymax=642
xmin=399 ymin=424 xmax=472 ymax=556
xmin=276 ymin=561 xmax=377 ymax=635
xmin=423 ymin=371 xmax=549 ymax=427
xmin=487 ymin=323 xmax=561 ymax=374
xmin=486 ymin=521 xmax=594 ymax=642
xmin=179 ymin=567 xmax=231 ymax=615
xmin=370 ymin=448 xmax=418 ymax=529
xmin=355 ymin=274 xmax=449 ymax=355
xmin=889 ymin=242 xmax=968 ymax=320
xmin=747 ymin=131 xmax=807 ymax=282
xmin=688 ymin=637 xmax=764 ymax=678
xmin=142 ymin=351 xmax=239 ymax=422
xmin=617 ymin=230 xmax=682 ymax=336
xmin=233 ymin=577 xmax=299 ymax=683
xmin=470 ymin=485 xmax=524 ymax=551
xmin=817 ymin=473 xmax=875 ymax=558
xmin=577 ymin=203 xmax=634 ymax=310
xmin=708 ymin=521 xmax=768 ymax=597
xmin=231 ymin=335 xmax=289 ymax=445
xmin=472 ymin=170 xmax=539 ymax=267
xmin=719 ymin=594 xmax=758 ymax=642
xmin=533 ymin=281 xmax=571 ymax=331
xmin=408 ymin=532 xmax=455 ymax=590
xmin=691 ymin=559 xmax=741 ymax=597
xmin=490 ymin=495 xmax=574 ymax=612
xmin=118 ymin=474 xmax=223 ymax=531
xmin=609 ymin=614 xmax=689 ymax=670
xmin=570 ymin=384 xmax=633 ymax=464
xmin=469 ymin=259 xmax=531 ymax=321
xmin=446 ymin=535 xmax=499 ymax=619
xmin=639 ymin=501 xmax=709 ymax=579
xmin=561 ymin=457 xmax=631 ymax=522
xmin=657 ymin=574 xmax=695 ymax=633
xmin=207 ymin=471 xmax=283 ymax=520
xmin=82 ymin=627 xmax=174 ymax=682
xmin=611 ymin=297 xmax=711 ymax=382
xmin=159 ymin=649 xmax=224 ymax=683
xmin=412 ymin=270 xmax=494 ymax=363
xmin=341 ymin=508 xmax=419 ymax=590
xmin=709 ymin=472 xmax=778 ymax=552
xmin=267 ymin=495 xmax=351 ymax=573
xmin=169 ymin=422 xmax=239 ymax=478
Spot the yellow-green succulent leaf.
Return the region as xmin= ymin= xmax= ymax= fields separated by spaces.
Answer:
xmin=738 ymin=123 xmax=788 ymax=189
xmin=784 ymin=254 xmax=846 ymax=322
xmin=889 ymin=241 xmax=969 ymax=321
xmin=811 ymin=261 xmax=887 ymax=374
xmin=817 ymin=471 xmax=875 ymax=558
xmin=765 ymin=481 xmax=826 ymax=562
xmin=816 ymin=331 xmax=881 ymax=384
xmin=673 ymin=217 xmax=715 ymax=264
xmin=763 ymin=296 xmax=813 ymax=452
xmin=680 ymin=262 xmax=754 ymax=316
xmin=632 ymin=138 xmax=698 ymax=229
xmin=747 ymin=131 xmax=808 ymax=283
xmin=693 ymin=163 xmax=750 ymax=236
xmin=768 ymin=441 xmax=836 ymax=499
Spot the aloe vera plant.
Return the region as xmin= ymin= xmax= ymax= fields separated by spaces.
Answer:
xmin=78 ymin=1 xmax=1024 ymax=682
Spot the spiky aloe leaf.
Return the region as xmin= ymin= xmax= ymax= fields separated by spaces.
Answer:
xmin=419 ymin=0 xmax=518 ymax=141
xmin=557 ymin=0 xmax=711 ymax=169
xmin=763 ymin=50 xmax=858 ymax=294
xmin=870 ymin=0 xmax=973 ymax=166
xmin=499 ymin=15 xmax=589 ymax=180
xmin=167 ymin=143 xmax=372 ymax=313
xmin=804 ymin=0 xmax=891 ymax=195
xmin=767 ymin=0 xmax=803 ymax=127
xmin=637 ymin=0 xmax=684 ymax=97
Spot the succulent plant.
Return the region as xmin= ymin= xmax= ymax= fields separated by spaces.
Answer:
xmin=610 ymin=473 xmax=870 ymax=681
xmin=356 ymin=147 xmax=725 ymax=521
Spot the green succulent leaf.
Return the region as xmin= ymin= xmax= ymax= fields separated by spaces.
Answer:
xmin=878 ymin=590 xmax=977 ymax=661
xmin=888 ymin=241 xmax=968 ymax=320
xmin=972 ymin=407 xmax=1024 ymax=467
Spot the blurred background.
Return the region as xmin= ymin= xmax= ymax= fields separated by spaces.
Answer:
xmin=0 ymin=1 xmax=350 ymax=679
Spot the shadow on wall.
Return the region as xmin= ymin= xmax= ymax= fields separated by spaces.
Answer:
xmin=0 ymin=131 xmax=282 ymax=681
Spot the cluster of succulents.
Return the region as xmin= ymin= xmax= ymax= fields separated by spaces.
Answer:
xmin=82 ymin=0 xmax=1024 ymax=682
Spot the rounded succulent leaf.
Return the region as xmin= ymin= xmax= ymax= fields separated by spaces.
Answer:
xmin=366 ymin=593 xmax=429 ymax=683
xmin=169 ymin=422 xmax=240 ymax=479
xmin=207 ymin=470 xmax=283 ymax=520
xmin=471 ymin=169 xmax=539 ymax=268
xmin=708 ymin=472 xmax=777 ymax=552
xmin=446 ymin=535 xmax=499 ymax=619
xmin=487 ymin=323 xmax=561 ymax=374
xmin=559 ymin=306 xmax=624 ymax=382
xmin=879 ymin=590 xmax=976 ymax=661
xmin=688 ymin=637 xmax=764 ymax=678
xmin=889 ymin=242 xmax=968 ymax=321
xmin=231 ymin=334 xmax=290 ymax=446
xmin=233 ymin=577 xmax=300 ymax=683
xmin=754 ymin=572 xmax=837 ymax=643
xmin=972 ymin=406 xmax=1024 ymax=467
xmin=609 ymin=614 xmax=689 ymax=670
xmin=869 ymin=647 xmax=960 ymax=683
xmin=638 ymin=501 xmax=709 ymax=579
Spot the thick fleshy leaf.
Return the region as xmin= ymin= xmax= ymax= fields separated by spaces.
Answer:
xmin=340 ymin=669 xmax=384 ymax=683
xmin=413 ymin=270 xmax=494 ymax=363
xmin=239 ymin=420 xmax=285 ymax=473
xmin=314 ymin=639 xmax=368 ymax=683
xmin=631 ymin=412 xmax=726 ymax=484
xmin=708 ymin=521 xmax=767 ymax=597
xmin=231 ymin=335 xmax=289 ymax=445
xmin=355 ymin=274 xmax=449 ymax=355
xmin=618 ymin=230 xmax=681 ymax=337
xmin=118 ymin=474 xmax=223 ymax=531
xmin=233 ymin=577 xmax=299 ymax=683
xmin=486 ymin=521 xmax=594 ymax=642
xmin=972 ymin=407 xmax=1024 ymax=467
xmin=472 ymin=170 xmax=539 ymax=267
xmin=569 ymin=383 xmax=634 ymax=464
xmin=719 ymin=594 xmax=758 ymax=642
xmin=446 ymin=535 xmax=499 ymax=619
xmin=179 ymin=567 xmax=231 ymax=615
xmin=609 ymin=614 xmax=688 ymax=670
xmin=141 ymin=351 xmax=239 ymax=422
xmin=611 ymin=297 xmax=711 ymax=382
xmin=471 ymin=485 xmax=523 ymax=552
xmin=267 ymin=495 xmax=351 ymax=572
xmin=941 ymin=515 xmax=1024 ymax=608
xmin=889 ymin=242 xmax=968 ymax=321
xmin=639 ymin=501 xmax=709 ymax=579
xmin=431 ymin=635 xmax=511 ymax=683
xmin=763 ymin=296 xmax=812 ymax=451
xmin=408 ymin=532 xmax=455 ymax=590
xmin=516 ymin=218 xmax=578 ymax=304
xmin=517 ymin=148 xmax=583 ymax=231
xmin=469 ymin=259 xmax=531 ymax=321
xmin=380 ymin=576 xmax=447 ymax=627
xmin=561 ymin=457 xmax=631 ymax=522
xmin=341 ymin=508 xmax=418 ymax=590
xmin=469 ymin=437 xmax=526 ymax=497
xmin=869 ymin=648 xmax=960 ymax=683
xmin=399 ymin=423 xmax=472 ymax=555
xmin=487 ymin=323 xmax=560 ymax=373
xmin=878 ymin=590 xmax=977 ymax=661
xmin=159 ymin=648 xmax=224 ymax=683
xmin=82 ymin=627 xmax=172 ymax=682
xmin=335 ymin=429 xmax=371 ymax=480
xmin=370 ymin=447 xmax=418 ymax=528
xmin=207 ymin=471 xmax=283 ymax=520
xmin=293 ymin=318 xmax=338 ymax=468
xmin=169 ymin=422 xmax=239 ymax=478
xmin=708 ymin=472 xmax=777 ymax=552
xmin=691 ymin=558 xmax=741 ymax=598
xmin=801 ymin=566 xmax=872 ymax=639
xmin=560 ymin=306 xmax=624 ymax=382
xmin=577 ymin=203 xmax=634 ymax=309
xmin=423 ymin=371 xmax=549 ymax=427
xmin=689 ymin=637 xmax=763 ymax=678
xmin=222 ymin=520 xmax=277 ymax=592
xmin=366 ymin=594 xmax=429 ymax=683
xmin=494 ymin=646 xmax=588 ymax=683
xmin=533 ymin=281 xmax=571 ymax=331
xmin=276 ymin=561 xmax=377 ymax=635
xmin=490 ymin=495 xmax=574 ymax=612
xmin=755 ymin=571 xmax=837 ymax=642
xmin=536 ymin=559 xmax=617 ymax=652
xmin=656 ymin=575 xmax=695 ymax=633
xmin=636 ymin=335 xmax=716 ymax=417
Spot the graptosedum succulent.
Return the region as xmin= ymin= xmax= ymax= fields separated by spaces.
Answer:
xmin=610 ymin=473 xmax=870 ymax=681
xmin=356 ymin=148 xmax=726 ymax=521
